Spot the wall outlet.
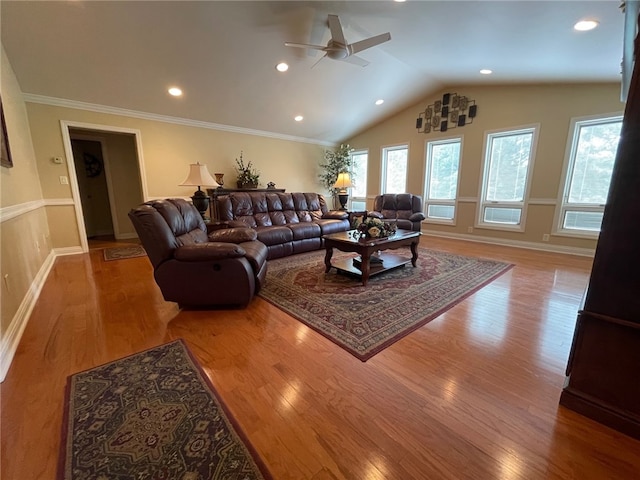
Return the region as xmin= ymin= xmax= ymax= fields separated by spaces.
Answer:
xmin=59 ymin=176 xmax=69 ymax=185
xmin=542 ymin=234 xmax=550 ymax=242
xmin=467 ymin=226 xmax=473 ymax=233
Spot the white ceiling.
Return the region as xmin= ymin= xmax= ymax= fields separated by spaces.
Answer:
xmin=1 ymin=1 xmax=626 ymax=145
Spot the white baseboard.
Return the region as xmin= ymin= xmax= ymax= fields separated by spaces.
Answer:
xmin=421 ymin=229 xmax=595 ymax=257
xmin=54 ymin=246 xmax=84 ymax=256
xmin=115 ymin=232 xmax=139 ymax=240
xmin=0 ymin=251 xmax=56 ymax=382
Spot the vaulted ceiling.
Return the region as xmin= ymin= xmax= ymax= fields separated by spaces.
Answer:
xmin=1 ymin=1 xmax=626 ymax=144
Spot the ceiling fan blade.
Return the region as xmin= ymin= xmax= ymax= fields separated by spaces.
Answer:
xmin=342 ymin=54 xmax=369 ymax=68
xmin=284 ymin=42 xmax=327 ymax=51
xmin=311 ymin=53 xmax=329 ymax=69
xmin=349 ymin=32 xmax=391 ymax=54
xmin=327 ymin=14 xmax=346 ymax=46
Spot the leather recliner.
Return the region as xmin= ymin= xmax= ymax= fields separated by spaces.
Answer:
xmin=368 ymin=194 xmax=426 ymax=231
xmin=128 ymin=198 xmax=268 ymax=308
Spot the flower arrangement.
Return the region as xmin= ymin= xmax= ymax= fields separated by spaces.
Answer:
xmin=353 ymin=215 xmax=397 ymax=239
xmin=235 ymin=151 xmax=260 ymax=187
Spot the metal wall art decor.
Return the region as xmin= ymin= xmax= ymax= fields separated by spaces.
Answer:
xmin=415 ymin=93 xmax=477 ymax=134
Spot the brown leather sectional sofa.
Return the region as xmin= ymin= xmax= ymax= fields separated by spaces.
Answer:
xmin=216 ymin=192 xmax=350 ymax=259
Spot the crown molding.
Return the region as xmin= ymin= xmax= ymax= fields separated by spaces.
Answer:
xmin=23 ymin=93 xmax=335 ymax=147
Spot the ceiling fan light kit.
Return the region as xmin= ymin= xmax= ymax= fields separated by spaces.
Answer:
xmin=285 ymin=14 xmax=391 ymax=68
xmin=416 ymin=93 xmax=478 ymax=134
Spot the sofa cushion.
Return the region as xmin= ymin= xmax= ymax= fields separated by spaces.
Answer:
xmin=288 ymin=222 xmax=321 ymax=240
xmin=255 ymin=225 xmax=294 ymax=246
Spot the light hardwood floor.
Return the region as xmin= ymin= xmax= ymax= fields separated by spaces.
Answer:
xmin=2 ymin=237 xmax=640 ymax=479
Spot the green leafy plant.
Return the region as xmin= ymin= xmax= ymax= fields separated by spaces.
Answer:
xmin=235 ymin=151 xmax=260 ymax=187
xmin=319 ymin=144 xmax=354 ymax=203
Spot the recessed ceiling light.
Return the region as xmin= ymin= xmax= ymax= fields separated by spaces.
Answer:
xmin=168 ymin=87 xmax=183 ymax=96
xmin=294 ymin=115 xmax=303 ymax=122
xmin=574 ymin=20 xmax=599 ymax=31
xmin=394 ymin=0 xmax=406 ymax=3
xmin=480 ymin=69 xmax=493 ymax=75
xmin=276 ymin=62 xmax=289 ymax=72
xmin=375 ymin=99 xmax=384 ymax=105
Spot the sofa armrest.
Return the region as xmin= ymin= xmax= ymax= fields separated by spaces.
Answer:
xmin=227 ymin=220 xmax=251 ymax=229
xmin=206 ymin=222 xmax=230 ymax=233
xmin=367 ymin=211 xmax=384 ymax=219
xmin=208 ymin=227 xmax=258 ymax=243
xmin=322 ymin=211 xmax=349 ymax=220
xmin=409 ymin=212 xmax=426 ymax=222
xmin=174 ymin=243 xmax=246 ymax=262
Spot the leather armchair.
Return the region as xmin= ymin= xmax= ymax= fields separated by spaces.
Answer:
xmin=128 ymin=198 xmax=268 ymax=308
xmin=369 ymin=194 xmax=425 ymax=231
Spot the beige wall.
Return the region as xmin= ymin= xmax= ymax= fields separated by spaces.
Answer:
xmin=25 ymin=102 xmax=328 ymax=248
xmin=347 ymin=83 xmax=623 ymax=252
xmin=0 ymin=46 xmax=51 ymax=334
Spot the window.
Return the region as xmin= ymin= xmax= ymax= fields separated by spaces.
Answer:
xmin=555 ymin=115 xmax=622 ymax=236
xmin=424 ymin=137 xmax=461 ymax=223
xmin=381 ymin=144 xmax=408 ymax=194
xmin=478 ymin=126 xmax=538 ymax=229
xmin=349 ymin=150 xmax=368 ymax=211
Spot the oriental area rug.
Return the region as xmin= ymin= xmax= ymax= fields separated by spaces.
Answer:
xmin=259 ymin=248 xmax=513 ymax=361
xmin=58 ymin=339 xmax=272 ymax=480
xmin=103 ymin=244 xmax=146 ymax=261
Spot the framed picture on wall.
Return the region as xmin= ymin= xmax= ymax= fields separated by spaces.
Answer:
xmin=1 ymin=98 xmax=13 ymax=168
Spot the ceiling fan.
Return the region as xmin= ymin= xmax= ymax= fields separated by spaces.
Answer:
xmin=285 ymin=14 xmax=391 ymax=68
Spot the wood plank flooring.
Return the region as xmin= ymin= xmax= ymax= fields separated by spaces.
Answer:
xmin=2 ymin=237 xmax=640 ymax=479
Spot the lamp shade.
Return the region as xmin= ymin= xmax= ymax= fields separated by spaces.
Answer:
xmin=179 ymin=162 xmax=219 ymax=187
xmin=333 ymin=172 xmax=353 ymax=190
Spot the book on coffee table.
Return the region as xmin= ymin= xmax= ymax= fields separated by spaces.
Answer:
xmin=353 ymin=255 xmax=384 ymax=269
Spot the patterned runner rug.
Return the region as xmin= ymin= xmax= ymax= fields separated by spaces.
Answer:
xmin=103 ymin=245 xmax=146 ymax=261
xmin=259 ymin=248 xmax=513 ymax=361
xmin=58 ymin=340 xmax=272 ymax=480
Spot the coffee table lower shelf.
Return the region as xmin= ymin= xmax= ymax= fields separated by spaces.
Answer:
xmin=331 ymin=253 xmax=411 ymax=281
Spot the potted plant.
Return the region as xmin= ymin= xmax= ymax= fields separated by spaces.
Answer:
xmin=319 ymin=144 xmax=354 ymax=208
xmin=235 ymin=152 xmax=260 ymax=188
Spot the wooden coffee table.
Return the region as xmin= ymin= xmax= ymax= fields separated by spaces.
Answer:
xmin=322 ymin=229 xmax=420 ymax=286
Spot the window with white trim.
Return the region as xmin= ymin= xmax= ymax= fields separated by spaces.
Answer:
xmin=381 ymin=144 xmax=408 ymax=194
xmin=349 ymin=150 xmax=368 ymax=211
xmin=478 ymin=126 xmax=538 ymax=229
xmin=424 ymin=137 xmax=461 ymax=223
xmin=555 ymin=115 xmax=622 ymax=236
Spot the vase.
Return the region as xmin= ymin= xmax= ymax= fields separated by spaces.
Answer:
xmin=214 ymin=173 xmax=224 ymax=187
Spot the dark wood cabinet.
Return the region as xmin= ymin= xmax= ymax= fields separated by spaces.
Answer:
xmin=559 ymin=18 xmax=640 ymax=440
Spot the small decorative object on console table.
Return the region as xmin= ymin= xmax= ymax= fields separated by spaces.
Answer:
xmin=214 ymin=172 xmax=224 ymax=187
xmin=235 ymin=151 xmax=260 ymax=188
xmin=179 ymin=162 xmax=219 ymax=221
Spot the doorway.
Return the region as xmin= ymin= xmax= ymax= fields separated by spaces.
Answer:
xmin=61 ymin=122 xmax=147 ymax=252
xmin=70 ymin=138 xmax=115 ymax=240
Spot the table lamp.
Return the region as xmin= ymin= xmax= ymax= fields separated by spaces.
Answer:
xmin=179 ymin=162 xmax=219 ymax=221
xmin=333 ymin=172 xmax=353 ymax=211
